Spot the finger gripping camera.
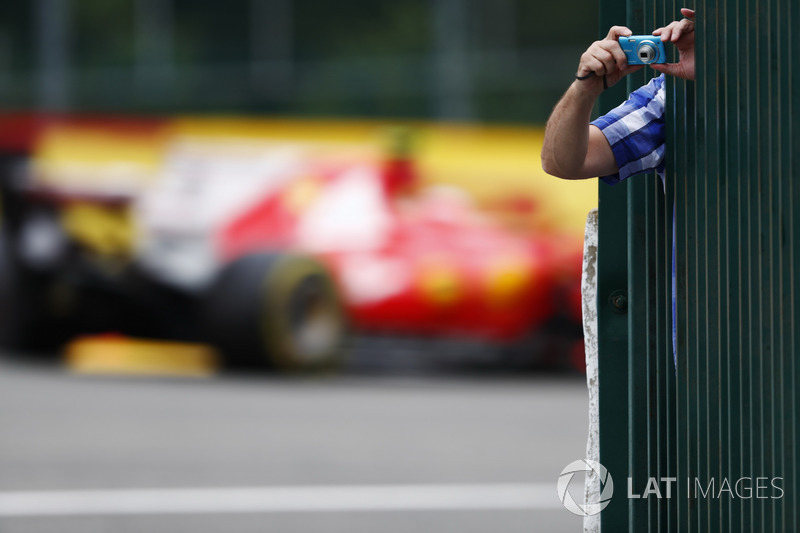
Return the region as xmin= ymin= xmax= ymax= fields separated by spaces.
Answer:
xmin=618 ymin=35 xmax=666 ymax=64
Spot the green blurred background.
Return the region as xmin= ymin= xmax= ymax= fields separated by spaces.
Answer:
xmin=0 ymin=0 xmax=598 ymax=122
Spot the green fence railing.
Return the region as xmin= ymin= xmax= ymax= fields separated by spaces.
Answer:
xmin=596 ymin=0 xmax=799 ymax=531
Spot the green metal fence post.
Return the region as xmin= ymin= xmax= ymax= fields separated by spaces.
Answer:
xmin=596 ymin=0 xmax=800 ymax=531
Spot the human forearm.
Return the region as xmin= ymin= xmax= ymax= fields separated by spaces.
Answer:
xmin=541 ymin=81 xmax=603 ymax=179
xmin=541 ymin=25 xmax=639 ymax=180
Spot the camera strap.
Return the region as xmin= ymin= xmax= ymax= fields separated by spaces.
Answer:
xmin=575 ymin=72 xmax=609 ymax=90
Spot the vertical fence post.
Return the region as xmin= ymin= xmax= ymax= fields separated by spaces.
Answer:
xmin=36 ymin=0 xmax=70 ymax=111
xmin=597 ymin=0 xmax=800 ymax=531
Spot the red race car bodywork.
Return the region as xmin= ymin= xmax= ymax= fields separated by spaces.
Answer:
xmin=218 ymin=155 xmax=581 ymax=344
xmin=0 ymin=113 xmax=585 ymax=368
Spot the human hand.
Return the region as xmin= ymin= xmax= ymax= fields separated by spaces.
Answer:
xmin=651 ymin=8 xmax=695 ymax=80
xmin=575 ymin=26 xmax=644 ymax=94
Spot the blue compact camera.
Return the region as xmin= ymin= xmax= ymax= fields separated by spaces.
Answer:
xmin=618 ymin=35 xmax=666 ymax=64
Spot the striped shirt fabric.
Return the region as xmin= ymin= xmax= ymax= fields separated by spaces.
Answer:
xmin=591 ymin=73 xmax=677 ymax=365
xmin=591 ymin=74 xmax=666 ymax=185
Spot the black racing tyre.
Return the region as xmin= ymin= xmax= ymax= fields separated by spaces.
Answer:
xmin=204 ymin=253 xmax=347 ymax=372
xmin=0 ymin=233 xmax=71 ymax=353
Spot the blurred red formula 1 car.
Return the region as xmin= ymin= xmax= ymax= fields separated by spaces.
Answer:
xmin=0 ymin=115 xmax=584 ymax=372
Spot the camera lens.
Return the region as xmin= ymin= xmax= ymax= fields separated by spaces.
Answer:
xmin=637 ymin=42 xmax=656 ymax=63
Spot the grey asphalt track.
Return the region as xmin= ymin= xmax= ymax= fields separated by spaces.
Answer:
xmin=0 ymin=356 xmax=588 ymax=533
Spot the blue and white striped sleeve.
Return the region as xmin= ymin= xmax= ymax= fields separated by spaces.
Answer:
xmin=590 ymin=74 xmax=667 ymax=185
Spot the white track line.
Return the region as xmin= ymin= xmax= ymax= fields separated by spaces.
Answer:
xmin=0 ymin=483 xmax=560 ymax=517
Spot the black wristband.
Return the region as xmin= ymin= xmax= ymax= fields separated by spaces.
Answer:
xmin=575 ymin=72 xmax=608 ymax=90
